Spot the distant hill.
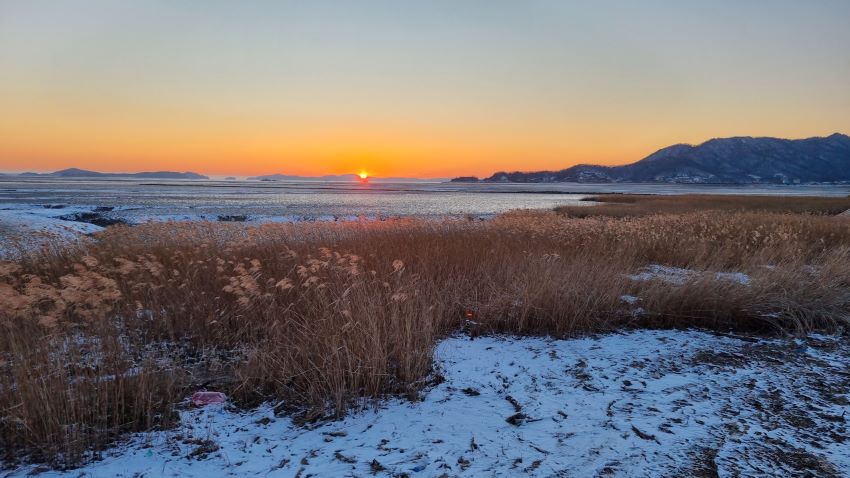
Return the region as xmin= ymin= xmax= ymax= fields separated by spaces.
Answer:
xmin=475 ymin=133 xmax=850 ymax=184
xmin=449 ymin=176 xmax=480 ymax=183
xmin=18 ymin=168 xmax=208 ymax=180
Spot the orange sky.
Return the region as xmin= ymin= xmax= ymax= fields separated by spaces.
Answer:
xmin=1 ymin=1 xmax=848 ymax=178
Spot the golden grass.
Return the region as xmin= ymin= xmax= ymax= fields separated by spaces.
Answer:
xmin=2 ymin=200 xmax=850 ymax=466
xmin=556 ymin=194 xmax=850 ymax=218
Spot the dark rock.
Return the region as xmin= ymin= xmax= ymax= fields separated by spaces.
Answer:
xmin=58 ymin=212 xmax=127 ymax=227
xmin=217 ymin=215 xmax=248 ymax=222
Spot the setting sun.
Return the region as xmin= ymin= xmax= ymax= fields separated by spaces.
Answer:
xmin=358 ymin=171 xmax=368 ymax=180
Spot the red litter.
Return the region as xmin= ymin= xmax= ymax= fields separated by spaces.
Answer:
xmin=191 ymin=391 xmax=227 ymax=407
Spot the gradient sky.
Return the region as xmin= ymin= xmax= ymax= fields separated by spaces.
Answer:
xmin=1 ymin=1 xmax=849 ymax=177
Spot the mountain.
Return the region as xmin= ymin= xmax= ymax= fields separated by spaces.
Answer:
xmin=478 ymin=133 xmax=850 ymax=184
xmin=19 ymin=168 xmax=208 ymax=179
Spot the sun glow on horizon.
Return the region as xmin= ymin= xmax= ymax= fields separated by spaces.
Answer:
xmin=358 ymin=171 xmax=368 ymax=180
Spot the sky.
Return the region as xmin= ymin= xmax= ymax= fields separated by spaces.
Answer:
xmin=1 ymin=1 xmax=849 ymax=178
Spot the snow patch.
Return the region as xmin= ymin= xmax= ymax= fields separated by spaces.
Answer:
xmin=0 ymin=205 xmax=103 ymax=257
xmin=628 ymin=264 xmax=751 ymax=286
xmin=9 ymin=330 xmax=848 ymax=477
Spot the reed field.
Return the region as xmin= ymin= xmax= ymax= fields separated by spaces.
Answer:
xmin=2 ymin=195 xmax=850 ymax=467
xmin=557 ymin=193 xmax=850 ymax=217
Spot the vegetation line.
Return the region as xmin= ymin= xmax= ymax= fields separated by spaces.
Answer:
xmin=1 ymin=194 xmax=850 ymax=467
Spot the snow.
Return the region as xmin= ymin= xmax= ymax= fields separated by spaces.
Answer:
xmin=125 ymin=213 xmax=223 ymax=224
xmin=0 ymin=205 xmax=103 ymax=257
xmin=0 ymin=204 xmax=393 ymax=259
xmin=125 ymin=213 xmax=372 ymax=224
xmin=0 ymin=205 xmax=103 ymax=235
xmin=9 ymin=330 xmax=849 ymax=477
xmin=628 ymin=264 xmax=751 ymax=286
xmin=628 ymin=265 xmax=698 ymax=285
xmin=715 ymin=271 xmax=751 ymax=285
xmin=0 ymin=204 xmax=376 ymax=227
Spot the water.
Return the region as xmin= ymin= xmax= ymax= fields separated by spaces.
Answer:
xmin=1 ymin=177 xmax=848 ymax=221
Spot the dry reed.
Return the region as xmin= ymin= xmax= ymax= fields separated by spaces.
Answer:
xmin=556 ymin=194 xmax=850 ymax=217
xmin=2 ymin=197 xmax=850 ymax=467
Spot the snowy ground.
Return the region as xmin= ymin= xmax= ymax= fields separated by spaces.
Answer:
xmin=9 ymin=330 xmax=849 ymax=477
xmin=0 ymin=205 xmax=104 ymax=257
xmin=0 ymin=205 xmax=104 ymax=235
xmin=0 ymin=203 xmax=378 ymax=231
xmin=0 ymin=204 xmax=364 ymax=257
